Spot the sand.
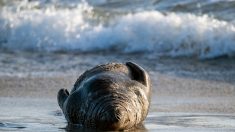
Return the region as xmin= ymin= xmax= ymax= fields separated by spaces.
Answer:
xmin=0 ymin=71 xmax=235 ymax=113
xmin=0 ymin=53 xmax=235 ymax=131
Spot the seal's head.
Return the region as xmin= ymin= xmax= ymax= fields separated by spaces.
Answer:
xmin=57 ymin=62 xmax=151 ymax=131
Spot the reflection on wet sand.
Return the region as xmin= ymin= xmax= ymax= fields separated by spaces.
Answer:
xmin=1 ymin=110 xmax=235 ymax=132
xmin=0 ymin=54 xmax=235 ymax=132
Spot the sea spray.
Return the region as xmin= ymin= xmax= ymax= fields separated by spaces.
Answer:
xmin=0 ymin=1 xmax=235 ymax=59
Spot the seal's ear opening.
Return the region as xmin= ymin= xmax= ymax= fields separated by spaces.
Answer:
xmin=57 ymin=88 xmax=69 ymax=109
xmin=126 ymin=62 xmax=150 ymax=88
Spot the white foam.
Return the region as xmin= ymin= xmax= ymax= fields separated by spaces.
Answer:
xmin=0 ymin=2 xmax=235 ymax=59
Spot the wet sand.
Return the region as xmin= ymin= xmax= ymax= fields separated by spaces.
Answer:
xmin=0 ymin=72 xmax=235 ymax=113
xmin=0 ymin=53 xmax=235 ymax=131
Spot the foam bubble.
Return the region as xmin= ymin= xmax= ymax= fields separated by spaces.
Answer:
xmin=0 ymin=2 xmax=235 ymax=59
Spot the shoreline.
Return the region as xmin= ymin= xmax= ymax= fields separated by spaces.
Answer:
xmin=0 ymin=71 xmax=234 ymax=114
xmin=0 ymin=54 xmax=235 ymax=131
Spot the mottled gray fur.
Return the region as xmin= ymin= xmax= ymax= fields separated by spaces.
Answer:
xmin=57 ymin=62 xmax=151 ymax=131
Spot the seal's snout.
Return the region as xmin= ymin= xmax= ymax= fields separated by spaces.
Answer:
xmin=58 ymin=62 xmax=151 ymax=130
xmin=99 ymin=105 xmax=128 ymax=130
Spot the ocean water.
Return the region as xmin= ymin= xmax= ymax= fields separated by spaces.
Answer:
xmin=0 ymin=0 xmax=235 ymax=59
xmin=0 ymin=52 xmax=235 ymax=131
xmin=1 ymin=0 xmax=235 ymax=132
xmin=0 ymin=97 xmax=235 ymax=132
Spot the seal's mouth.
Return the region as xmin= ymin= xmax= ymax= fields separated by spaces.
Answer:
xmin=99 ymin=104 xmax=128 ymax=130
xmin=85 ymin=91 xmax=132 ymax=130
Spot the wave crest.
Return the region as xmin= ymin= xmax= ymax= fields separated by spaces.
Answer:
xmin=0 ymin=2 xmax=235 ymax=59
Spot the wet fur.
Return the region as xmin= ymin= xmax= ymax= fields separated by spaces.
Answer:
xmin=57 ymin=62 xmax=151 ymax=131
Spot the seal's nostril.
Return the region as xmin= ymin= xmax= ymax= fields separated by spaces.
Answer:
xmin=99 ymin=105 xmax=128 ymax=130
xmin=58 ymin=62 xmax=151 ymax=130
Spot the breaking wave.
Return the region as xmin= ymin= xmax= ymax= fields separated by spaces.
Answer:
xmin=0 ymin=1 xmax=235 ymax=59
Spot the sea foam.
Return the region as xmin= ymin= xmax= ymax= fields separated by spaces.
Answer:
xmin=0 ymin=2 xmax=235 ymax=59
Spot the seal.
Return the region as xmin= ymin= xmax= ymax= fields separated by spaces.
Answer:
xmin=57 ymin=62 xmax=151 ymax=131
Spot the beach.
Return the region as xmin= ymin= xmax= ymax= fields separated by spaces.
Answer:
xmin=0 ymin=52 xmax=235 ymax=131
xmin=1 ymin=0 xmax=235 ymax=131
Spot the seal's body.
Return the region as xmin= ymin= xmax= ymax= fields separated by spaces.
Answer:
xmin=57 ymin=62 xmax=151 ymax=131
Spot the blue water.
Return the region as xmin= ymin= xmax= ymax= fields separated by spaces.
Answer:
xmin=0 ymin=0 xmax=235 ymax=59
xmin=0 ymin=1 xmax=235 ymax=131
